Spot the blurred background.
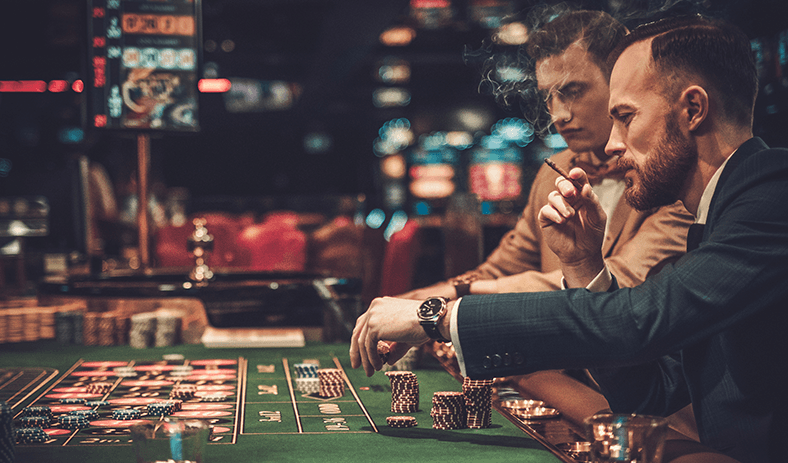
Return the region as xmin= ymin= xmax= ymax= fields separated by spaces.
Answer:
xmin=1 ymin=0 xmax=787 ymax=294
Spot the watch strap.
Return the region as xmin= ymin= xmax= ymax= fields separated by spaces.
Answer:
xmin=420 ymin=320 xmax=451 ymax=343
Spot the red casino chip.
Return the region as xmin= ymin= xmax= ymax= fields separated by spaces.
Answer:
xmin=386 ymin=416 xmax=417 ymax=428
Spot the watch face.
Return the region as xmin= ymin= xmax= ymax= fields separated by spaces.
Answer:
xmin=419 ymin=298 xmax=443 ymax=318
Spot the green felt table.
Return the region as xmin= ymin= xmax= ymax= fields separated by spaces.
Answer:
xmin=2 ymin=341 xmax=564 ymax=463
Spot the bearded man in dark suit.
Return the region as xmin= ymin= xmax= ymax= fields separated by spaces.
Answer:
xmin=350 ymin=15 xmax=788 ymax=463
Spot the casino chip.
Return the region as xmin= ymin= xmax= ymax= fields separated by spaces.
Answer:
xmin=170 ymin=384 xmax=197 ymax=399
xmin=86 ymin=381 xmax=112 ymax=395
xmin=317 ymin=369 xmax=345 ymax=398
xmin=385 ymin=371 xmax=419 ymax=413
xmin=2 ymin=402 xmax=14 ymax=457
xmin=377 ymin=341 xmax=391 ymax=364
xmin=430 ymin=391 xmax=466 ymax=430
xmin=386 ymin=416 xmax=417 ymax=428
xmin=15 ymin=427 xmax=49 ymax=444
xmin=22 ymin=406 xmax=52 ymax=419
xmin=147 ymin=402 xmax=175 ymax=416
xmin=58 ymin=415 xmax=89 ymax=430
xmin=162 ymin=353 xmax=185 ymax=361
xmin=69 ymin=409 xmax=99 ymax=420
xmin=462 ymin=377 xmax=493 ymax=429
xmin=200 ymin=393 xmax=227 ymax=403
xmin=19 ymin=415 xmax=49 ymax=427
xmin=111 ymin=408 xmax=141 ymax=420
xmin=59 ymin=398 xmax=87 ymax=405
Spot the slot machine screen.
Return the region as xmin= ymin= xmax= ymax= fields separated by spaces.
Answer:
xmin=87 ymin=0 xmax=201 ymax=131
xmin=468 ymin=146 xmax=522 ymax=202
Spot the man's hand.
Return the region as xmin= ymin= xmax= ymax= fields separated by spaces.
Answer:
xmin=538 ymin=167 xmax=607 ymax=287
xmin=349 ymin=297 xmax=431 ymax=377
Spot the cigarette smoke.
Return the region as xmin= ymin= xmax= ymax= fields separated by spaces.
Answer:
xmin=463 ymin=0 xmax=715 ymax=140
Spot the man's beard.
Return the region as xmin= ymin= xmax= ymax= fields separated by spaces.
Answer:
xmin=620 ymin=115 xmax=697 ymax=211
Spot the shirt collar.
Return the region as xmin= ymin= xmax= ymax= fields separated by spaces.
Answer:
xmin=695 ymin=150 xmax=736 ymax=224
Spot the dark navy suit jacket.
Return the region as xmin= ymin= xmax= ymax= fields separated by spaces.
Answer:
xmin=456 ymin=138 xmax=788 ymax=463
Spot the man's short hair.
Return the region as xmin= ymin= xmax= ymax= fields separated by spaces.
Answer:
xmin=526 ymin=10 xmax=628 ymax=78
xmin=607 ymin=15 xmax=759 ymax=126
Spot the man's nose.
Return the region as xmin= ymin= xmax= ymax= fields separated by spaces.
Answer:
xmin=550 ymin=98 xmax=572 ymax=124
xmin=605 ymin=124 xmax=625 ymax=157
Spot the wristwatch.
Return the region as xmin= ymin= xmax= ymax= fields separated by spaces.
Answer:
xmin=417 ymin=297 xmax=451 ymax=343
xmin=451 ymin=274 xmax=478 ymax=298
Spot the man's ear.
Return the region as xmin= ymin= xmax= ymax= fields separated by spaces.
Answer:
xmin=681 ymin=85 xmax=709 ymax=132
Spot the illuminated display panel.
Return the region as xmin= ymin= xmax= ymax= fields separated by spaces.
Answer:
xmin=468 ymin=147 xmax=522 ymax=201
xmin=88 ymin=0 xmax=201 ymax=131
xmin=408 ymin=147 xmax=457 ymax=200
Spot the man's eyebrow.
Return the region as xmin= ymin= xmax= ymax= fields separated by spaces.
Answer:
xmin=609 ymin=104 xmax=633 ymax=118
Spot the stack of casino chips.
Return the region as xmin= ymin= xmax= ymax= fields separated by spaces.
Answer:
xmin=86 ymin=381 xmax=112 ymax=395
xmin=14 ymin=427 xmax=48 ymax=444
xmin=82 ymin=312 xmax=100 ymax=346
xmin=58 ymin=414 xmax=89 ymax=430
xmin=18 ymin=416 xmax=49 ymax=428
xmin=130 ymin=312 xmax=157 ymax=348
xmin=430 ymin=391 xmax=466 ymax=430
xmin=293 ymin=363 xmax=319 ymax=394
xmin=59 ymin=398 xmax=87 ymax=406
xmin=317 ymin=368 xmax=345 ymax=398
xmin=154 ymin=312 xmax=181 ymax=347
xmin=114 ymin=313 xmax=131 ymax=346
xmin=385 ymin=371 xmax=419 ymax=413
xmin=386 ymin=416 xmax=418 ymax=428
xmin=1 ymin=401 xmax=15 ymax=462
xmin=55 ymin=310 xmax=84 ymax=344
xmin=170 ymin=384 xmax=197 ymax=400
xmin=4 ymin=309 xmax=23 ymax=343
xmin=97 ymin=312 xmax=116 ymax=346
xmin=69 ymin=409 xmax=99 ymax=421
xmin=21 ymin=406 xmax=52 ymax=423
xmin=462 ymin=377 xmax=493 ymax=429
xmin=147 ymin=401 xmax=175 ymax=417
xmin=111 ymin=408 xmax=141 ymax=421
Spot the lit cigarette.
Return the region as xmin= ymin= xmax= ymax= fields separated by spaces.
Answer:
xmin=544 ymin=158 xmax=584 ymax=191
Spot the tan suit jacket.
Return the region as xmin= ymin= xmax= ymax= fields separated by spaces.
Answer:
xmin=471 ymin=148 xmax=694 ymax=291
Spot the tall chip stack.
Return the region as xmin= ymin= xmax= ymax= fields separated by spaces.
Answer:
xmin=0 ymin=401 xmax=14 ymax=463
xmin=37 ymin=307 xmax=56 ymax=340
xmin=97 ymin=312 xmax=116 ymax=346
xmin=430 ymin=391 xmax=466 ymax=429
xmin=0 ymin=311 xmax=7 ymax=345
xmin=154 ymin=312 xmax=181 ymax=347
xmin=55 ymin=309 xmax=85 ymax=344
xmin=4 ymin=309 xmax=23 ymax=343
xmin=316 ymin=368 xmax=345 ymax=398
xmin=385 ymin=371 xmax=419 ymax=413
xmin=293 ymin=363 xmax=319 ymax=394
xmin=82 ymin=312 xmax=100 ymax=346
xmin=129 ymin=312 xmax=157 ymax=348
xmin=462 ymin=377 xmax=493 ymax=429
xmin=114 ymin=312 xmax=130 ymax=346
xmin=21 ymin=309 xmax=40 ymax=342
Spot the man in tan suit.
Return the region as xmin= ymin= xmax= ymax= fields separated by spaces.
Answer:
xmin=401 ymin=10 xmax=693 ymax=301
xmin=391 ymin=9 xmax=699 ymax=443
